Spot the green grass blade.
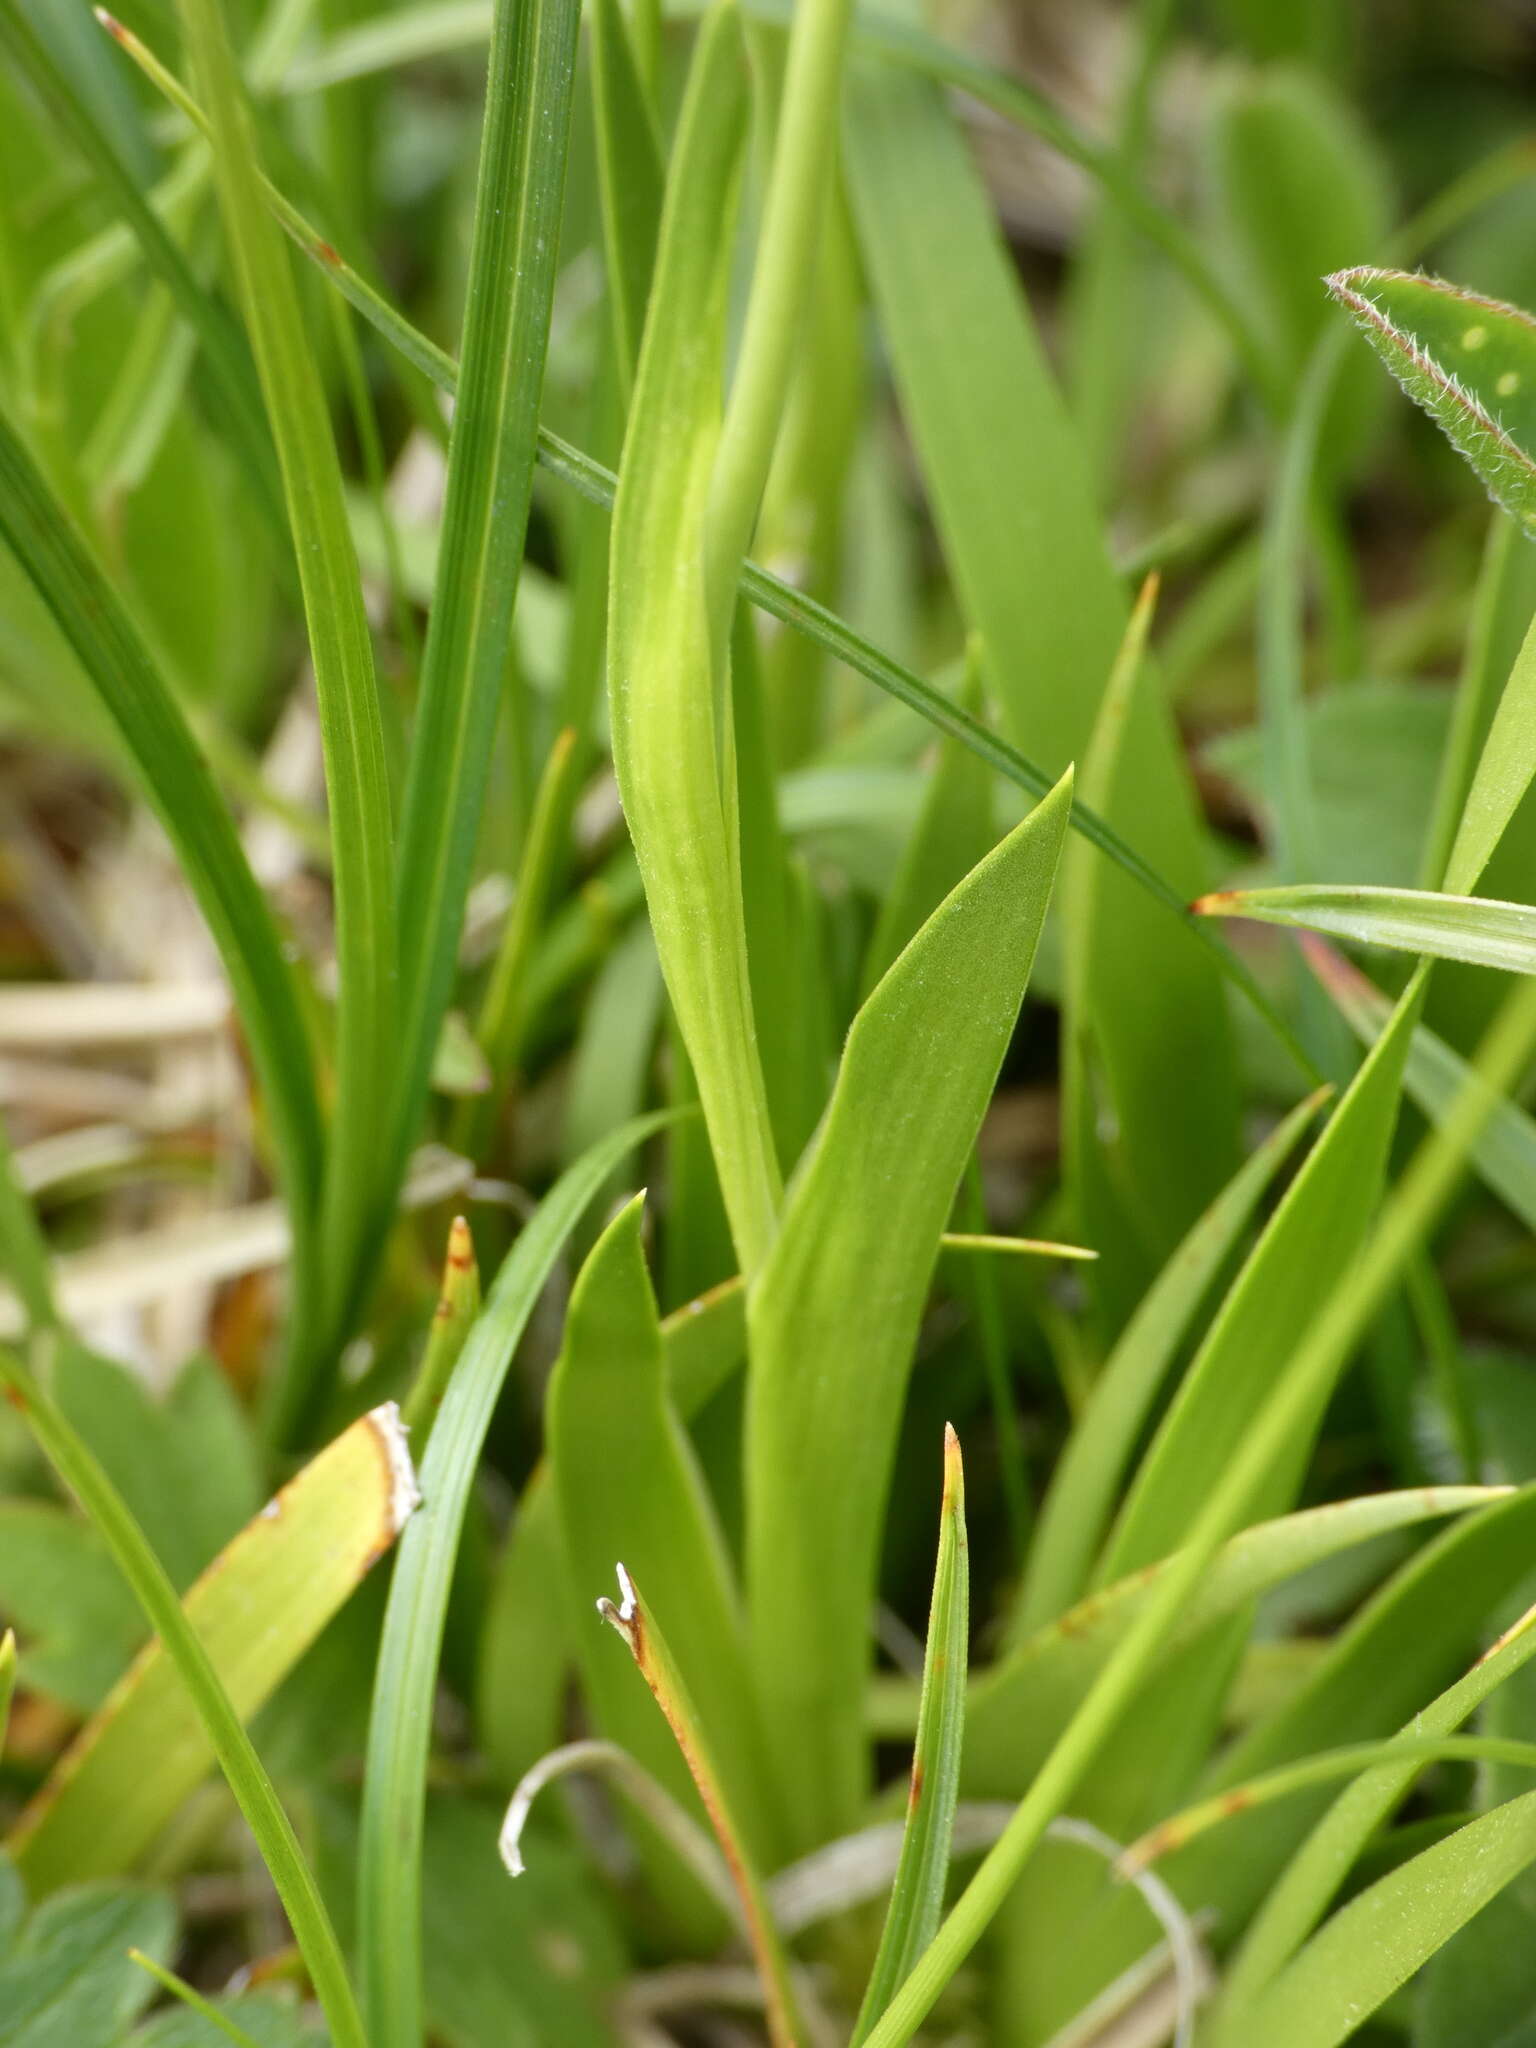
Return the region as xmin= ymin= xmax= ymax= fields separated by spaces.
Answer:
xmin=3 ymin=1 xmax=283 ymax=532
xmin=590 ymin=0 xmax=662 ymax=400
xmin=1443 ymin=597 xmax=1536 ymax=901
xmin=286 ymin=0 xmax=1281 ymax=408
xmin=111 ymin=29 xmax=1312 ymax=1082
xmin=126 ymin=1952 xmax=266 ymax=2048
xmin=388 ymin=0 xmax=582 ymax=1244
xmin=1194 ymin=1489 xmax=1536 ymax=1886
xmin=858 ymin=648 xmax=992 ymax=998
xmin=1419 ymin=514 xmax=1536 ymax=893
xmin=730 ymin=613 xmax=825 ymax=1169
xmin=746 ymin=773 xmax=1070 ymax=1849
xmin=858 ymin=974 xmax=1536 ymax=2048
xmin=846 ymin=69 xmax=1240 ymax=1293
xmin=965 ymin=1487 xmax=1502 ymax=1798
xmin=1100 ymin=983 xmax=1419 ymax=1582
xmin=1213 ymin=68 xmax=1389 ymax=395
xmin=8 ymin=1402 xmax=419 ymax=1895
xmin=1197 ymin=881 xmax=1536 ymax=975
xmin=1228 ymin=1593 xmax=1536 ymax=2008
xmin=1219 ymin=1792 xmax=1536 ymax=2048
xmin=0 ymin=407 xmax=324 ymax=1319
xmin=853 ymin=1427 xmax=969 ymax=2045
xmin=701 ymin=0 xmax=853 ymax=638
xmin=1125 ymin=1734 xmax=1536 ymax=1874
xmin=1064 ymin=576 xmax=1242 ymax=1322
xmin=172 ymin=0 xmax=396 ymax=1431
xmin=356 ymin=1109 xmax=672 ymax=2048
xmin=1306 ymin=936 xmax=1536 ymax=1231
xmin=1017 ymin=1084 xmax=1329 ymax=1634
xmin=548 ymin=1195 xmax=780 ymax=1877
xmin=0 ymin=1342 xmax=367 ymax=2048
xmin=607 ymin=5 xmax=781 ymax=1273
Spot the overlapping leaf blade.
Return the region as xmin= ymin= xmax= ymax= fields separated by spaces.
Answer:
xmin=746 ymin=773 xmax=1071 ymax=1848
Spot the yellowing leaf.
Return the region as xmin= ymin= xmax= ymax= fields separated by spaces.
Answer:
xmin=10 ymin=1403 xmax=418 ymax=1892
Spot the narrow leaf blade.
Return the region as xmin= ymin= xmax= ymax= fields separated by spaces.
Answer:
xmin=853 ymin=1427 xmax=969 ymax=2044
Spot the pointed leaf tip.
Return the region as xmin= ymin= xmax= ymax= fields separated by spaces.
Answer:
xmin=942 ymin=1424 xmax=964 ymax=1509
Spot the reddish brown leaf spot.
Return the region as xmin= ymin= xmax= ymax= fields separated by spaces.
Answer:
xmin=907 ymin=1757 xmax=925 ymax=1815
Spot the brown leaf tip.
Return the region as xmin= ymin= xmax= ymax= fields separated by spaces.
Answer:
xmin=942 ymin=1422 xmax=963 ymax=1506
xmin=445 ymin=1214 xmax=475 ymax=1272
xmin=1190 ymin=890 xmax=1239 ymax=917
xmin=94 ymin=8 xmax=128 ymax=38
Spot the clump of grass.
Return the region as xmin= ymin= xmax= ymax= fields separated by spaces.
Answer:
xmin=6 ymin=4 xmax=1536 ymax=2046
